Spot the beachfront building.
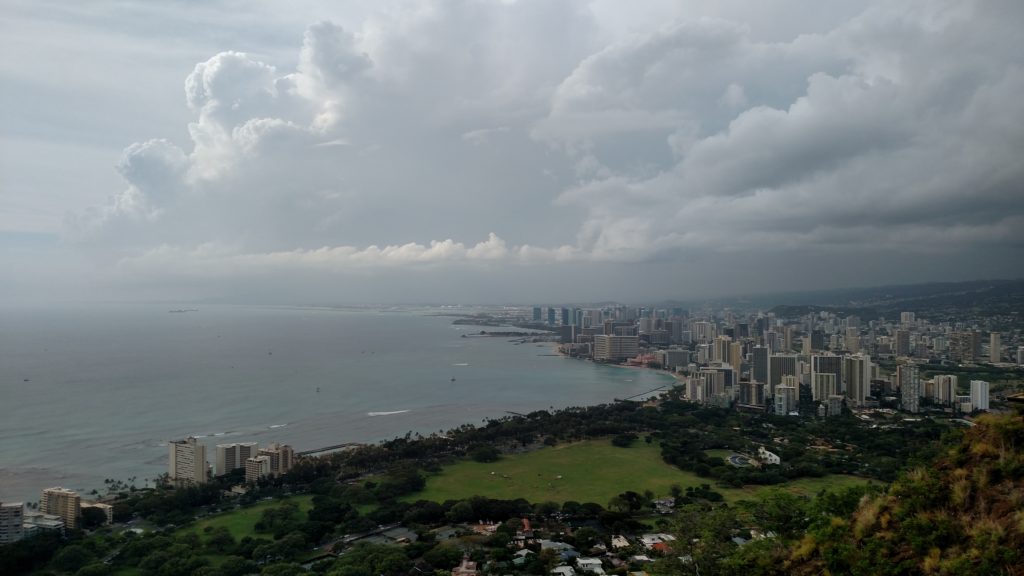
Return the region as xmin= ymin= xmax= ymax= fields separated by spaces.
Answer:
xmin=0 ymin=501 xmax=24 ymax=544
xmin=169 ymin=437 xmax=208 ymax=486
xmin=245 ymin=455 xmax=272 ymax=483
xmin=593 ymin=334 xmax=639 ymax=362
xmin=40 ymin=487 xmax=80 ymax=530
xmin=258 ymin=443 xmax=295 ymax=476
xmin=216 ymin=442 xmax=258 ymax=476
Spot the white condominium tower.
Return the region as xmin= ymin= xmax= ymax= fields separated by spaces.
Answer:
xmin=971 ymin=380 xmax=990 ymax=411
xmin=169 ymin=437 xmax=208 ymax=486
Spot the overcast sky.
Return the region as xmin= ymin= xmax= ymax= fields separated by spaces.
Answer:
xmin=2 ymin=0 xmax=1022 ymax=305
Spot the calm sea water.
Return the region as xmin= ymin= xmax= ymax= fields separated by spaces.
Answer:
xmin=0 ymin=305 xmax=672 ymax=503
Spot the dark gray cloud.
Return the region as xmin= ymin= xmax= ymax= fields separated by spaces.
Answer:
xmin=2 ymin=0 xmax=1022 ymax=303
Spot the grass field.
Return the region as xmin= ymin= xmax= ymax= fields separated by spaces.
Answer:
xmin=181 ymin=494 xmax=314 ymax=540
xmin=704 ymin=449 xmax=735 ymax=460
xmin=411 ymin=439 xmax=873 ymax=505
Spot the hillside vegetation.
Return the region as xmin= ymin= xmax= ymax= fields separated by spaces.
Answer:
xmin=783 ymin=413 xmax=1024 ymax=575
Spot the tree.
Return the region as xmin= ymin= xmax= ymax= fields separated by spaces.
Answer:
xmin=51 ymin=545 xmax=95 ymax=574
xmin=469 ymin=445 xmax=500 ymax=463
xmin=205 ymin=526 xmax=236 ymax=553
xmin=741 ymin=490 xmax=811 ymax=541
xmin=75 ymin=563 xmax=111 ymax=576
xmin=81 ymin=507 xmax=109 ymax=529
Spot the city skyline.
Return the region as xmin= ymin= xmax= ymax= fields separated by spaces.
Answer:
xmin=3 ymin=0 xmax=1023 ymax=304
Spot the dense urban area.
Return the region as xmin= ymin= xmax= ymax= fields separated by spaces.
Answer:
xmin=3 ymin=280 xmax=1024 ymax=576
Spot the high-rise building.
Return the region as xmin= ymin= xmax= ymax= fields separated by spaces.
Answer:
xmin=729 ymin=342 xmax=743 ymax=374
xmin=258 ymin=443 xmax=295 ymax=476
xmin=843 ymin=354 xmax=872 ymax=406
xmin=1019 ymin=346 xmax=1024 ymax=366
xmin=663 ymin=348 xmax=689 ymax=369
xmin=245 ymin=455 xmax=272 ymax=483
xmin=894 ymin=330 xmax=911 ymax=357
xmin=216 ymin=442 xmax=258 ymax=476
xmin=712 ymin=336 xmax=732 ymax=363
xmin=812 ymin=373 xmax=838 ymax=402
xmin=970 ymin=380 xmax=990 ymax=411
xmin=811 ymin=354 xmax=844 ymax=399
xmin=898 ymin=364 xmax=921 ymax=413
xmin=739 ymin=381 xmax=766 ymax=406
xmin=900 ymin=312 xmax=915 ymax=326
xmin=774 ymin=384 xmax=798 ymax=415
xmin=169 ymin=437 xmax=208 ymax=486
xmin=593 ymin=334 xmax=639 ymax=362
xmin=950 ymin=331 xmax=981 ymax=363
xmin=752 ymin=346 xmax=769 ymax=385
xmin=933 ymin=374 xmax=958 ymax=405
xmin=990 ymin=332 xmax=1001 ymax=363
xmin=692 ymin=321 xmax=715 ymax=344
xmin=811 ymin=331 xmax=826 ymax=351
xmin=768 ymin=354 xmax=798 ymax=397
xmin=547 ymin=307 xmax=556 ymax=326
xmin=560 ymin=308 xmax=570 ymax=326
xmin=40 ymin=487 xmax=80 ymax=530
xmin=532 ymin=307 xmax=542 ymax=322
xmin=845 ymin=327 xmax=861 ymax=353
xmin=0 ymin=502 xmax=25 ymax=544
xmin=693 ymin=369 xmax=727 ymax=403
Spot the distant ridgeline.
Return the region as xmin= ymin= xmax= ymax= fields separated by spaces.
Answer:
xmin=764 ymin=278 xmax=1024 ymax=326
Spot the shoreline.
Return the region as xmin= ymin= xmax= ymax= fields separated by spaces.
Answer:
xmin=1 ymin=311 xmax=675 ymax=504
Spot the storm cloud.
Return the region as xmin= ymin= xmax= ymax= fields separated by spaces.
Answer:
xmin=3 ymin=0 xmax=1023 ymax=303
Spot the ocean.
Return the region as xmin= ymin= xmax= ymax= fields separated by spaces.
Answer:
xmin=0 ymin=304 xmax=673 ymax=503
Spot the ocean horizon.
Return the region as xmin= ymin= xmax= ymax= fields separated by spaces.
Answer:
xmin=0 ymin=304 xmax=673 ymax=503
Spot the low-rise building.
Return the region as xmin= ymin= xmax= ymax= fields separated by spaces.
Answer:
xmin=22 ymin=510 xmax=64 ymax=536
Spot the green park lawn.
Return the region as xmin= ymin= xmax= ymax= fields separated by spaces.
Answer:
xmin=182 ymin=494 xmax=314 ymax=541
xmin=411 ymin=439 xmax=873 ymax=505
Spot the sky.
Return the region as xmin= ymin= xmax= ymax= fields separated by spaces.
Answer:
xmin=2 ymin=0 xmax=1023 ymax=305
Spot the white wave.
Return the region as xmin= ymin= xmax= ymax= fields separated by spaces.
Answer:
xmin=268 ymin=423 xmax=287 ymax=429
xmin=367 ymin=410 xmax=410 ymax=417
xmin=452 ymin=362 xmax=470 ymax=366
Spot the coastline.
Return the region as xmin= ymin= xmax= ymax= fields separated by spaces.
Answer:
xmin=0 ymin=307 xmax=675 ymax=504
